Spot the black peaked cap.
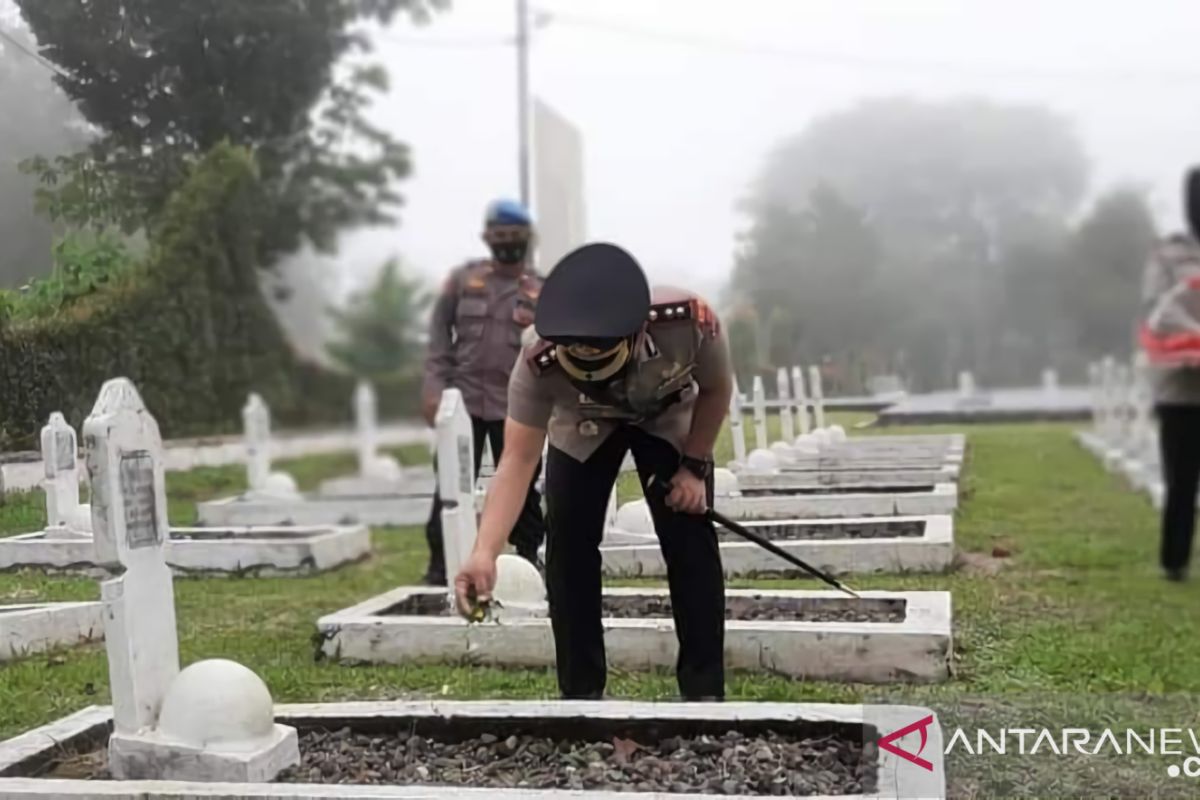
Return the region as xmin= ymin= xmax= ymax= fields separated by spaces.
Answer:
xmin=535 ymin=243 xmax=651 ymax=343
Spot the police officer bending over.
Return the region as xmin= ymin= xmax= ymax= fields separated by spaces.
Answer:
xmin=421 ymin=199 xmax=547 ymax=585
xmin=455 ymin=243 xmax=733 ymax=700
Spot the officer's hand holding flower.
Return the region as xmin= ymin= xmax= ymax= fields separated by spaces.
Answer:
xmin=455 ymin=551 xmax=497 ymax=620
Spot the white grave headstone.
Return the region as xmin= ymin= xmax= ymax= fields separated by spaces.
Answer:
xmin=807 ymin=365 xmax=826 ymax=430
xmin=41 ymin=412 xmax=90 ymax=535
xmin=751 ymin=376 xmax=769 ymax=451
xmin=713 ymin=467 xmax=740 ymax=497
xmin=745 ymin=448 xmax=781 ymax=473
xmin=791 ymin=366 xmax=811 ymax=435
xmin=1087 ymin=362 xmax=1103 ymax=433
xmin=481 ymin=437 xmax=495 ymax=474
xmin=604 ymin=487 xmax=619 ymax=532
xmin=355 ymin=380 xmax=402 ymax=481
xmin=85 ymin=378 xmax=298 ymax=781
xmin=728 ymin=377 xmax=747 ymax=466
xmin=1109 ymin=360 xmax=1131 ymax=446
xmin=1042 ymin=368 xmax=1059 ymax=395
xmin=242 ymin=394 xmax=300 ymax=501
xmin=436 ymin=388 xmax=477 ymax=598
xmin=615 ymin=499 xmax=654 ymax=534
xmin=1100 ymin=356 xmax=1119 ymax=442
xmin=1130 ymin=353 xmax=1154 ymax=461
xmin=775 ymin=367 xmax=795 ymax=443
xmin=957 ymin=371 xmax=976 ymax=399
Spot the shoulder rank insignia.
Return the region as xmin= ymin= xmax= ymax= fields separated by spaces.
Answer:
xmin=647 ymin=298 xmax=720 ymax=339
xmin=461 ymin=259 xmax=492 ymax=291
xmin=527 ymin=341 xmax=560 ymax=376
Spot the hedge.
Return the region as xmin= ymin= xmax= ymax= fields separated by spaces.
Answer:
xmin=0 ymin=144 xmax=419 ymax=451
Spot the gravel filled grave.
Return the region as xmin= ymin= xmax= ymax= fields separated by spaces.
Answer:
xmin=275 ymin=725 xmax=875 ymax=795
xmin=716 ymin=519 xmax=924 ymax=542
xmin=31 ymin=721 xmax=876 ymax=796
xmin=169 ymin=529 xmax=323 ymax=541
xmin=383 ymin=593 xmax=906 ymax=624
xmin=741 ymin=485 xmax=935 ymax=497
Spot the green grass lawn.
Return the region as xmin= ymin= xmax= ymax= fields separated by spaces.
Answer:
xmin=0 ymin=420 xmax=1194 ymax=796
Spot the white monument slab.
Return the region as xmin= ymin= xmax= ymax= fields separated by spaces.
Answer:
xmin=1043 ymin=368 xmax=1059 ymax=394
xmin=751 ymin=375 xmax=769 ymax=451
xmin=316 ymin=382 xmax=436 ymax=499
xmin=83 ymin=377 xmax=298 ymax=781
xmin=40 ymin=412 xmax=91 ymax=536
xmin=241 ymin=394 xmax=300 ymax=501
xmin=808 ymin=365 xmax=827 ymax=430
xmin=792 ymin=365 xmax=812 ymax=435
xmin=776 ymin=367 xmax=796 ymax=443
xmin=728 ymin=376 xmax=747 ymax=466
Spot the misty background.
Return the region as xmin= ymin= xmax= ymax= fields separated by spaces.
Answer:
xmin=3 ymin=0 xmax=1198 ymax=393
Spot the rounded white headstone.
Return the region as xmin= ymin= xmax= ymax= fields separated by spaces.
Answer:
xmin=263 ymin=472 xmax=300 ymax=498
xmin=827 ymin=425 xmax=847 ymax=443
xmin=157 ymin=659 xmax=276 ymax=752
xmin=769 ymin=441 xmax=794 ymax=460
xmin=810 ymin=429 xmax=832 ymax=448
xmin=615 ymin=499 xmax=655 ymax=534
xmin=713 ymin=467 xmax=739 ymax=496
xmin=68 ymin=504 xmax=93 ymax=534
xmin=492 ymin=553 xmax=546 ymax=606
xmin=365 ymin=455 xmax=403 ymax=481
xmin=745 ymin=448 xmax=781 ymax=473
xmin=791 ymin=438 xmax=819 ymax=456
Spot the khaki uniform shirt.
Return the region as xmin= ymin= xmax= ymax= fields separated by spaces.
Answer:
xmin=507 ymin=286 xmax=732 ymax=462
xmin=423 ymin=260 xmax=543 ymax=421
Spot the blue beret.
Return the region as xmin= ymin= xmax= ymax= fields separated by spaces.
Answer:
xmin=485 ymin=198 xmax=533 ymax=227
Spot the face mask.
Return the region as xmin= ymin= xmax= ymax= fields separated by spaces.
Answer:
xmin=490 ymin=241 xmax=529 ymax=265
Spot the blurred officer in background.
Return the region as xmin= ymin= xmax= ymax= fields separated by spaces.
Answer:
xmin=420 ymin=199 xmax=547 ymax=586
xmin=455 ymin=243 xmax=733 ymax=700
xmin=1140 ymin=169 xmax=1200 ymax=581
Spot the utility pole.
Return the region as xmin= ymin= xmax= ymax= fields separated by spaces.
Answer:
xmin=516 ymin=0 xmax=532 ymax=208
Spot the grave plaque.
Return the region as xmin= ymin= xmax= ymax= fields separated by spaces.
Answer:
xmin=457 ymin=435 xmax=473 ymax=496
xmin=56 ymin=430 xmax=76 ymax=473
xmin=120 ymin=451 xmax=159 ymax=548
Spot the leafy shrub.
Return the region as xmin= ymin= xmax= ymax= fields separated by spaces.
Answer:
xmin=0 ymin=144 xmax=419 ymax=451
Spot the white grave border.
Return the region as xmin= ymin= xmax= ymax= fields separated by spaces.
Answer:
xmin=316 ymin=586 xmax=953 ymax=685
xmin=0 ymin=699 xmax=945 ymax=798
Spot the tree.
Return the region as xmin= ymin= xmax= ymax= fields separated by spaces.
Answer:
xmin=740 ymin=97 xmax=1091 ymax=389
xmin=15 ymin=0 xmax=442 ymax=260
xmin=0 ymin=21 xmax=89 ymax=286
xmin=326 ymin=258 xmax=427 ymax=379
xmin=1064 ymin=188 xmax=1158 ymax=362
xmin=732 ymin=184 xmax=887 ymax=392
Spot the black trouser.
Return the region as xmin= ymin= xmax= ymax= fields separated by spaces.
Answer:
xmin=545 ymin=426 xmax=726 ymax=700
xmin=1158 ymin=405 xmax=1200 ymax=571
xmin=425 ymin=416 xmax=545 ymax=574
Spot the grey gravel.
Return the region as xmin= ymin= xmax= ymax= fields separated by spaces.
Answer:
xmin=717 ymin=520 xmax=924 ymax=542
xmin=276 ymin=726 xmax=873 ymax=795
xmin=385 ymin=593 xmax=906 ymax=623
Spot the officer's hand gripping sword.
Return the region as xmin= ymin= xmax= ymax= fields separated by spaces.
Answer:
xmin=645 ymin=474 xmax=861 ymax=599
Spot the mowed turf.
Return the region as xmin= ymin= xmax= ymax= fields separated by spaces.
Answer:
xmin=0 ymin=418 xmax=1193 ymax=796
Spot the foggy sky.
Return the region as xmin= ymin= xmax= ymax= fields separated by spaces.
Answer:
xmin=346 ymin=0 xmax=1200 ymax=301
xmin=6 ymin=0 xmax=1200 ymax=303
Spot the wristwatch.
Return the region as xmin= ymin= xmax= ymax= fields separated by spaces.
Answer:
xmin=680 ymin=455 xmax=713 ymax=481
